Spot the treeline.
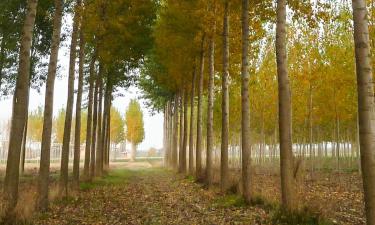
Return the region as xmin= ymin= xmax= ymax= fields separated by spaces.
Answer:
xmin=139 ymin=0 xmax=375 ymax=224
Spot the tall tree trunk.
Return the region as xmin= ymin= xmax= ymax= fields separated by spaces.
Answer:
xmin=241 ymin=0 xmax=252 ymax=203
xmin=105 ymin=98 xmax=111 ymax=167
xmin=352 ymin=0 xmax=375 ymax=223
xmin=37 ymin=0 xmax=64 ymax=211
xmin=3 ymin=0 xmax=38 ymax=214
xmin=206 ymin=23 xmax=215 ymax=187
xmin=189 ymin=66 xmax=197 ymax=175
xmin=95 ymin=67 xmax=103 ymax=176
xmin=83 ymin=54 xmax=96 ymax=180
xmin=182 ymin=88 xmax=188 ymax=174
xmin=276 ymin=0 xmax=295 ymax=210
xmin=59 ymin=0 xmax=80 ymax=197
xmin=90 ymin=75 xmax=99 ymax=179
xmin=101 ymin=83 xmax=110 ymax=171
xmin=164 ymin=104 xmax=169 ymax=166
xmin=179 ymin=90 xmax=185 ymax=173
xmin=221 ymin=0 xmax=229 ymax=192
xmin=72 ymin=22 xmax=85 ymax=187
xmin=196 ymin=35 xmax=205 ymax=179
xmin=172 ymin=95 xmax=179 ymax=169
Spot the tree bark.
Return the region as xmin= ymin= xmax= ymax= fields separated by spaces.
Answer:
xmin=352 ymin=0 xmax=375 ymax=224
xmin=90 ymin=73 xmax=99 ymax=179
xmin=189 ymin=66 xmax=197 ymax=175
xmin=37 ymin=0 xmax=64 ymax=211
xmin=83 ymin=54 xmax=96 ymax=180
xmin=241 ymin=0 xmax=252 ymax=203
xmin=196 ymin=36 xmax=205 ymax=179
xmin=276 ymin=0 xmax=295 ymax=211
xmin=221 ymin=0 xmax=230 ymax=192
xmin=102 ymin=83 xmax=110 ymax=171
xmin=182 ymin=88 xmax=188 ymax=174
xmin=59 ymin=0 xmax=80 ymax=197
xmin=95 ymin=66 xmax=103 ymax=176
xmin=172 ymin=96 xmax=179 ymax=169
xmin=3 ymin=0 xmax=38 ymax=214
xmin=72 ymin=21 xmax=85 ymax=187
xmin=20 ymin=105 xmax=28 ymax=175
xmin=206 ymin=24 xmax=215 ymax=187
xmin=131 ymin=142 xmax=137 ymax=161
xmin=179 ymin=90 xmax=185 ymax=173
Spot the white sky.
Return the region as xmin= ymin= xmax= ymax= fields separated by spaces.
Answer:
xmin=0 ymin=15 xmax=163 ymax=151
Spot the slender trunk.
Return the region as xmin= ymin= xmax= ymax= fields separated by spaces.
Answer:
xmin=105 ymin=98 xmax=111 ymax=167
xmin=72 ymin=22 xmax=85 ymax=187
xmin=241 ymin=0 xmax=252 ymax=203
xmin=179 ymin=90 xmax=185 ymax=173
xmin=131 ymin=142 xmax=137 ymax=161
xmin=102 ymin=83 xmax=110 ymax=171
xmin=221 ymin=0 xmax=229 ymax=192
xmin=37 ymin=0 xmax=63 ymax=211
xmin=90 ymin=75 xmax=99 ymax=179
xmin=164 ymin=104 xmax=169 ymax=166
xmin=3 ymin=0 xmax=38 ymax=214
xmin=182 ymin=88 xmax=188 ymax=174
xmin=95 ymin=66 xmax=103 ymax=176
xmin=59 ymin=0 xmax=80 ymax=197
xmin=189 ymin=66 xmax=197 ymax=175
xmin=83 ymin=54 xmax=96 ymax=180
xmin=196 ymin=36 xmax=205 ymax=179
xmin=276 ymin=0 xmax=295 ymax=210
xmin=352 ymin=1 xmax=375 ymax=223
xmin=172 ymin=96 xmax=179 ymax=169
xmin=309 ymin=80 xmax=314 ymax=174
xmin=206 ymin=23 xmax=215 ymax=187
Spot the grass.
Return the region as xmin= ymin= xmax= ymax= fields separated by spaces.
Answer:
xmin=79 ymin=167 xmax=167 ymax=191
xmin=214 ymin=194 xmax=246 ymax=208
xmin=211 ymin=191 xmax=333 ymax=225
xmin=270 ymin=206 xmax=334 ymax=225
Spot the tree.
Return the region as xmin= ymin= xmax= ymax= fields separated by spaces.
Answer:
xmin=73 ymin=9 xmax=85 ymax=187
xmin=220 ymin=0 xmax=229 ymax=192
xmin=37 ymin=0 xmax=64 ymax=210
xmin=110 ymin=107 xmax=125 ymax=144
xmin=83 ymin=54 xmax=96 ymax=180
xmin=352 ymin=0 xmax=375 ymax=223
xmin=276 ymin=0 xmax=295 ymax=211
xmin=59 ymin=0 xmax=81 ymax=197
xmin=125 ymin=99 xmax=145 ymax=161
xmin=241 ymin=0 xmax=252 ymax=203
xmin=27 ymin=106 xmax=44 ymax=142
xmin=3 ymin=0 xmax=39 ymax=215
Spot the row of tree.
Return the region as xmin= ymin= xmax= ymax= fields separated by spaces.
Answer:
xmin=139 ymin=0 xmax=375 ymax=223
xmin=1 ymin=0 xmax=156 ymax=220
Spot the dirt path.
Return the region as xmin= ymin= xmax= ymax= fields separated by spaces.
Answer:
xmin=34 ymin=166 xmax=269 ymax=225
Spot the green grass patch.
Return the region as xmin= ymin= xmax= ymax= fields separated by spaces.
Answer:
xmin=271 ymin=206 xmax=334 ymax=225
xmin=79 ymin=169 xmax=133 ymax=191
xmin=214 ymin=194 xmax=246 ymax=208
xmin=185 ymin=175 xmax=195 ymax=182
xmin=79 ymin=168 xmax=167 ymax=191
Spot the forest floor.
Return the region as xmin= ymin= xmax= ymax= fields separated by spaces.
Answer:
xmin=0 ymin=161 xmax=365 ymax=225
xmin=32 ymin=163 xmax=271 ymax=225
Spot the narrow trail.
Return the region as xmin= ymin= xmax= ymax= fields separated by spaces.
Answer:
xmin=34 ymin=163 xmax=269 ymax=225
